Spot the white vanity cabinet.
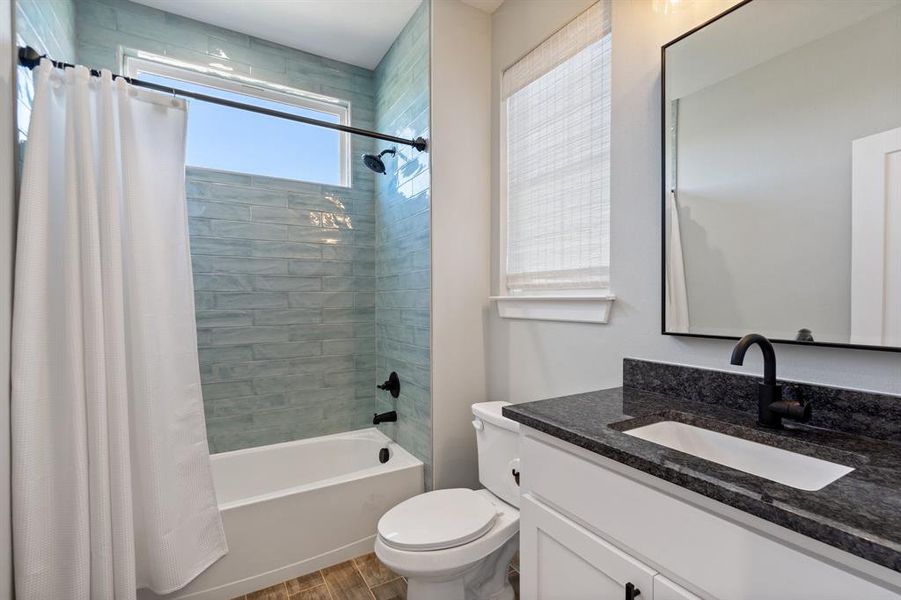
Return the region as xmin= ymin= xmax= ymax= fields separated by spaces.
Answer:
xmin=521 ymin=493 xmax=700 ymax=599
xmin=521 ymin=494 xmax=655 ymax=599
xmin=653 ymin=576 xmax=702 ymax=600
xmin=518 ymin=429 xmax=901 ymax=600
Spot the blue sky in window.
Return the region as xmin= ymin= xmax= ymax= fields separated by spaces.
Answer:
xmin=139 ymin=72 xmax=343 ymax=185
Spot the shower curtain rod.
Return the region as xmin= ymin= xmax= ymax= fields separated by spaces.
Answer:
xmin=17 ymin=46 xmax=429 ymax=152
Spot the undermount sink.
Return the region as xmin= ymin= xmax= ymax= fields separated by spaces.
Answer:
xmin=624 ymin=421 xmax=854 ymax=491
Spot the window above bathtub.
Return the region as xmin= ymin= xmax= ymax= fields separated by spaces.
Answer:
xmin=123 ymin=52 xmax=351 ymax=186
xmin=492 ymin=1 xmax=614 ymax=324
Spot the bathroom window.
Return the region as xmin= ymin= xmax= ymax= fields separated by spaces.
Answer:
xmin=495 ymin=2 xmax=614 ymax=323
xmin=123 ymin=55 xmax=351 ymax=186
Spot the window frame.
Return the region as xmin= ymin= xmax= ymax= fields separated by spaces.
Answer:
xmin=122 ymin=51 xmax=352 ymax=187
xmin=492 ymin=14 xmax=615 ymax=324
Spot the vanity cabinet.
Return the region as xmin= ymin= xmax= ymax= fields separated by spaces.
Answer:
xmin=653 ymin=576 xmax=702 ymax=600
xmin=518 ymin=429 xmax=901 ymax=600
xmin=521 ymin=494 xmax=655 ymax=599
xmin=521 ymin=494 xmax=699 ymax=599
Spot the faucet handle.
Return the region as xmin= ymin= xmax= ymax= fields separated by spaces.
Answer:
xmin=789 ymin=399 xmax=812 ymax=423
xmin=771 ymin=399 xmax=812 ymax=423
xmin=376 ymin=371 xmax=400 ymax=398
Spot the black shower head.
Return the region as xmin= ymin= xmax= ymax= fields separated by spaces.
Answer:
xmin=361 ymin=148 xmax=396 ymax=174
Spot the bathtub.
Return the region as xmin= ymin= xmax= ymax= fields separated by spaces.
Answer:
xmin=141 ymin=428 xmax=423 ymax=600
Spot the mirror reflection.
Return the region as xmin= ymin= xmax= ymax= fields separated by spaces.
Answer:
xmin=663 ymin=0 xmax=901 ymax=349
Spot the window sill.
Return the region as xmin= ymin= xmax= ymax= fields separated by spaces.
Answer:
xmin=489 ymin=294 xmax=616 ymax=324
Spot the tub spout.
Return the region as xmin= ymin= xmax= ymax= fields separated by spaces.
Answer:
xmin=373 ymin=411 xmax=397 ymax=425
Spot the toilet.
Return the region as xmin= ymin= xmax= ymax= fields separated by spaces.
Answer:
xmin=375 ymin=401 xmax=520 ymax=600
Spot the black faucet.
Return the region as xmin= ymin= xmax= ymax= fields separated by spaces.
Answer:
xmin=373 ymin=411 xmax=397 ymax=425
xmin=730 ymin=333 xmax=811 ymax=429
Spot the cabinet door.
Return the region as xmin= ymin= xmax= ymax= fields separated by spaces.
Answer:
xmin=654 ymin=575 xmax=702 ymax=600
xmin=521 ymin=494 xmax=656 ymax=600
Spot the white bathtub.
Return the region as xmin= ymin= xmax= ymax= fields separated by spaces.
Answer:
xmin=141 ymin=428 xmax=423 ymax=600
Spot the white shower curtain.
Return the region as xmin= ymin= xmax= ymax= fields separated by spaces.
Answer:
xmin=11 ymin=60 xmax=227 ymax=600
xmin=666 ymin=191 xmax=690 ymax=332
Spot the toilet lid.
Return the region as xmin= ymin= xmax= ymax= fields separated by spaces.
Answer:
xmin=378 ymin=489 xmax=499 ymax=552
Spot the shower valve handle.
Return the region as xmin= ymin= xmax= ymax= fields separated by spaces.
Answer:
xmin=377 ymin=371 xmax=400 ymax=398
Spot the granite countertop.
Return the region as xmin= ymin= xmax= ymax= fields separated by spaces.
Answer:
xmin=503 ymin=386 xmax=901 ymax=572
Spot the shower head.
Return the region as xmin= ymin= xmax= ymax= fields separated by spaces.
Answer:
xmin=361 ymin=148 xmax=396 ymax=175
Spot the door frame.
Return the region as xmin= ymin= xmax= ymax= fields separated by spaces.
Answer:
xmin=1 ymin=0 xmax=15 ymax=595
xmin=850 ymin=126 xmax=901 ymax=346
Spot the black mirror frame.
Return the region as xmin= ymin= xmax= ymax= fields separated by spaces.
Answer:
xmin=659 ymin=0 xmax=901 ymax=353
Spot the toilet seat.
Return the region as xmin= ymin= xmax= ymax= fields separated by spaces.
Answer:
xmin=375 ymin=489 xmax=520 ymax=585
xmin=378 ymin=488 xmax=499 ymax=551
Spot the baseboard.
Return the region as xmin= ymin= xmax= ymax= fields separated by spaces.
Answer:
xmin=163 ymin=535 xmax=377 ymax=600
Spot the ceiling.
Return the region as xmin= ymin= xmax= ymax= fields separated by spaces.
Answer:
xmin=132 ymin=0 xmax=423 ymax=70
xmin=461 ymin=0 xmax=505 ymax=13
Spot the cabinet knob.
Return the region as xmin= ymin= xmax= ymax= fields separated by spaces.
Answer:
xmin=625 ymin=582 xmax=641 ymax=599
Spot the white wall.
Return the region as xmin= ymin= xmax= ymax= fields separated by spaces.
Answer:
xmin=0 ymin=0 xmax=13 ymax=594
xmin=430 ymin=0 xmax=492 ymax=490
xmin=676 ymin=5 xmax=901 ymax=343
xmin=487 ymin=0 xmax=901 ymax=407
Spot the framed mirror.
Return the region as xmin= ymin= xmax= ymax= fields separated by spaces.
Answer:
xmin=661 ymin=0 xmax=901 ymax=352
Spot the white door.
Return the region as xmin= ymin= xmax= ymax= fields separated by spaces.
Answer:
xmin=851 ymin=126 xmax=901 ymax=346
xmin=520 ymin=495 xmax=656 ymax=600
xmin=654 ymin=575 xmax=703 ymax=600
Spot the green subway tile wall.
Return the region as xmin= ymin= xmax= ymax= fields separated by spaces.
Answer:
xmin=373 ymin=2 xmax=432 ymax=485
xmin=16 ymin=0 xmax=76 ymax=140
xmin=187 ymin=167 xmax=378 ymax=451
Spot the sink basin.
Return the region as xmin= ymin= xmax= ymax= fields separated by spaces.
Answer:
xmin=624 ymin=421 xmax=854 ymax=491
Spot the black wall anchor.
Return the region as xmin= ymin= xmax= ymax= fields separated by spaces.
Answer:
xmin=377 ymin=371 xmax=400 ymax=398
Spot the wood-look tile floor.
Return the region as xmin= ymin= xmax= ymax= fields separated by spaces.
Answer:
xmin=234 ymin=551 xmax=520 ymax=600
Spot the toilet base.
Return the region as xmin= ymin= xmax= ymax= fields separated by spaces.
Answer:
xmin=402 ymin=533 xmax=519 ymax=600
xmin=407 ymin=579 xmax=515 ymax=600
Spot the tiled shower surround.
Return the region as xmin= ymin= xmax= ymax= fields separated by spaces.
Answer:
xmin=16 ymin=0 xmax=432 ymax=459
xmin=15 ymin=0 xmax=74 ymax=63
xmin=374 ymin=1 xmax=432 ymax=483
xmin=188 ymin=168 xmax=378 ymax=452
xmin=15 ymin=0 xmax=75 ymax=142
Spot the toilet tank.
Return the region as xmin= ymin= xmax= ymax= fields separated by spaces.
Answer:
xmin=472 ymin=401 xmax=520 ymax=508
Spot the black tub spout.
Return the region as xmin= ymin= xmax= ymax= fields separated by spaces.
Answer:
xmin=373 ymin=411 xmax=397 ymax=425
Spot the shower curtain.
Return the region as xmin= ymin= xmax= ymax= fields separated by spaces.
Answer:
xmin=11 ymin=60 xmax=227 ymax=599
xmin=666 ymin=191 xmax=690 ymax=332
